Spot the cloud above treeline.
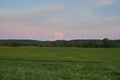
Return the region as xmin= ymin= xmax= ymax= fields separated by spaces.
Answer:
xmin=0 ymin=0 xmax=120 ymax=40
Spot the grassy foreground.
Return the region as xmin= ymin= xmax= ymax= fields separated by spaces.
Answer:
xmin=0 ymin=47 xmax=120 ymax=80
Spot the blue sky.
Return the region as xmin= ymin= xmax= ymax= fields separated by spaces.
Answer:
xmin=0 ymin=0 xmax=120 ymax=40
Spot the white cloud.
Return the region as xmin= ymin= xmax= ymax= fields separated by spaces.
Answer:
xmin=33 ymin=6 xmax=66 ymax=14
xmin=94 ymin=0 xmax=115 ymax=8
xmin=74 ymin=0 xmax=117 ymax=13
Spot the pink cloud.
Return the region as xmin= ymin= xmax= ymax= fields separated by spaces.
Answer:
xmin=54 ymin=32 xmax=64 ymax=40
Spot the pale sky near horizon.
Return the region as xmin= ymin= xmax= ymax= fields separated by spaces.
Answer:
xmin=0 ymin=0 xmax=120 ymax=40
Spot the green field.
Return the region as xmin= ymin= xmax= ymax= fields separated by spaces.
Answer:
xmin=0 ymin=47 xmax=120 ymax=80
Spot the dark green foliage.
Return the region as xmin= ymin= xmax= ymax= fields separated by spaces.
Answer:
xmin=2 ymin=42 xmax=21 ymax=47
xmin=102 ymin=38 xmax=116 ymax=48
xmin=0 ymin=38 xmax=119 ymax=47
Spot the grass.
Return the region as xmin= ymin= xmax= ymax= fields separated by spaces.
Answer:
xmin=0 ymin=47 xmax=120 ymax=80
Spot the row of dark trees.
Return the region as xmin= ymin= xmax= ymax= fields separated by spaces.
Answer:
xmin=0 ymin=38 xmax=120 ymax=48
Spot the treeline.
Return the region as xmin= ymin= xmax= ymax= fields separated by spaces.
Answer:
xmin=0 ymin=38 xmax=120 ymax=48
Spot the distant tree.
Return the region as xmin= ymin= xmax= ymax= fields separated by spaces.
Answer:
xmin=102 ymin=38 xmax=115 ymax=48
xmin=0 ymin=39 xmax=119 ymax=47
xmin=3 ymin=42 xmax=21 ymax=47
xmin=10 ymin=42 xmax=21 ymax=47
xmin=3 ymin=42 xmax=10 ymax=46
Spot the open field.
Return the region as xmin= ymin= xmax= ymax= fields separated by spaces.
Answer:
xmin=0 ymin=47 xmax=120 ymax=80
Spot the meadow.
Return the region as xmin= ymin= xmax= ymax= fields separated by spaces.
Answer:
xmin=0 ymin=47 xmax=120 ymax=80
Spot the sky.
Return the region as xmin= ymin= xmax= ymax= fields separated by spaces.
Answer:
xmin=0 ymin=0 xmax=120 ymax=40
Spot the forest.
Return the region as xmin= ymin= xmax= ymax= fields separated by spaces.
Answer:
xmin=0 ymin=38 xmax=120 ymax=48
